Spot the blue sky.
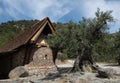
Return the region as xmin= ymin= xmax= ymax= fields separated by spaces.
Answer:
xmin=0 ymin=0 xmax=120 ymax=33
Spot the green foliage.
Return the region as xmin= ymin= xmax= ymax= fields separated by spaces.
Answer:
xmin=47 ymin=21 xmax=80 ymax=59
xmin=47 ymin=9 xmax=115 ymax=62
xmin=114 ymin=30 xmax=120 ymax=64
xmin=92 ymin=33 xmax=116 ymax=62
xmin=0 ymin=9 xmax=119 ymax=63
xmin=0 ymin=20 xmax=38 ymax=46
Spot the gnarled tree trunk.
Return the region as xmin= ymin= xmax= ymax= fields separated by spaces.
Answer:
xmin=71 ymin=47 xmax=95 ymax=72
xmin=51 ymin=47 xmax=59 ymax=64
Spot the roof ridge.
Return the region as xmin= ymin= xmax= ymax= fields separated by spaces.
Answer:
xmin=24 ymin=17 xmax=48 ymax=43
xmin=0 ymin=17 xmax=54 ymax=53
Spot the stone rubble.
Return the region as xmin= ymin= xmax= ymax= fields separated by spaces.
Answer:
xmin=1 ymin=70 xmax=120 ymax=83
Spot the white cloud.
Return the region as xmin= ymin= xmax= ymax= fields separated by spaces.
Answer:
xmin=78 ymin=0 xmax=120 ymax=19
xmin=2 ymin=0 xmax=72 ymax=21
xmin=1 ymin=0 xmax=120 ymax=32
xmin=1 ymin=0 xmax=120 ymax=21
xmin=76 ymin=0 xmax=120 ymax=33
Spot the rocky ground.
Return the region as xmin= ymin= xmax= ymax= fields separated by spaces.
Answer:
xmin=0 ymin=60 xmax=120 ymax=83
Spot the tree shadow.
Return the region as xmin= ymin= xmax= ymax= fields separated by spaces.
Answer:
xmin=104 ymin=64 xmax=120 ymax=67
xmin=41 ymin=67 xmax=72 ymax=80
xmin=96 ymin=74 xmax=109 ymax=79
xmin=41 ymin=73 xmax=62 ymax=80
xmin=57 ymin=67 xmax=72 ymax=74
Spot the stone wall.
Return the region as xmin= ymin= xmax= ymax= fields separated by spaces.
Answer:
xmin=12 ymin=47 xmax=26 ymax=68
xmin=25 ymin=47 xmax=58 ymax=76
xmin=0 ymin=46 xmax=57 ymax=79
xmin=32 ymin=47 xmax=54 ymax=66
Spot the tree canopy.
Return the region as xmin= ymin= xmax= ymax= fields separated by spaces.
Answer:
xmin=47 ymin=9 xmax=115 ymax=62
xmin=0 ymin=9 xmax=120 ymax=64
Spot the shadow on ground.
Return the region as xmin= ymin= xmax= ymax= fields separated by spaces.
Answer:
xmin=42 ymin=67 xmax=72 ymax=80
xmin=104 ymin=64 xmax=120 ymax=67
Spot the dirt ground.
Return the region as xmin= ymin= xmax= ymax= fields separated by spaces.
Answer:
xmin=0 ymin=59 xmax=120 ymax=83
xmin=56 ymin=59 xmax=120 ymax=66
xmin=56 ymin=59 xmax=120 ymax=72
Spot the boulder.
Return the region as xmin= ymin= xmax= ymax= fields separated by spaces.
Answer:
xmin=9 ymin=66 xmax=29 ymax=79
xmin=97 ymin=68 xmax=114 ymax=78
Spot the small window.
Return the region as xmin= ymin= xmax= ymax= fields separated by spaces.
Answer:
xmin=44 ymin=54 xmax=47 ymax=59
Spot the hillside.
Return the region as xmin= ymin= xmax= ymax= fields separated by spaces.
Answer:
xmin=0 ymin=19 xmax=120 ymax=63
xmin=0 ymin=20 xmax=38 ymax=47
